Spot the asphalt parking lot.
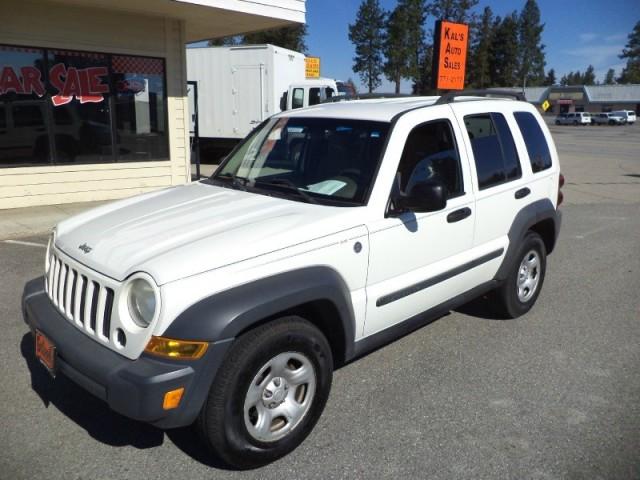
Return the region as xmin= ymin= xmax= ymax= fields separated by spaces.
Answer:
xmin=1 ymin=122 xmax=639 ymax=479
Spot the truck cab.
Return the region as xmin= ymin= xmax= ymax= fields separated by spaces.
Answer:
xmin=280 ymin=78 xmax=338 ymax=110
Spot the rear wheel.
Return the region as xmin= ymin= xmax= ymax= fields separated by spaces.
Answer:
xmin=494 ymin=231 xmax=547 ymax=318
xmin=196 ymin=316 xmax=333 ymax=469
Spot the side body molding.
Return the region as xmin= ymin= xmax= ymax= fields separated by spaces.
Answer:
xmin=163 ymin=266 xmax=357 ymax=360
xmin=495 ymin=198 xmax=561 ymax=281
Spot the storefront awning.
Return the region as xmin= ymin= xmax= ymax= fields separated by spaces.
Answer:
xmin=47 ymin=0 xmax=306 ymax=42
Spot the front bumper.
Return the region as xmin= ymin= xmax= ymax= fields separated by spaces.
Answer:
xmin=22 ymin=277 xmax=233 ymax=429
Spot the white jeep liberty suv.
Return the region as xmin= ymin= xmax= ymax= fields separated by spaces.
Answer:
xmin=23 ymin=90 xmax=563 ymax=468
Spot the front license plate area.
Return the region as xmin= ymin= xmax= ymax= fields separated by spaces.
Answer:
xmin=35 ymin=330 xmax=57 ymax=377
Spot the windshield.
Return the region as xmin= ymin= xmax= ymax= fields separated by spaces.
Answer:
xmin=211 ymin=117 xmax=390 ymax=206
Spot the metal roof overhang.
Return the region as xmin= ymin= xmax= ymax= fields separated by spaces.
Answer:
xmin=45 ymin=0 xmax=306 ymax=42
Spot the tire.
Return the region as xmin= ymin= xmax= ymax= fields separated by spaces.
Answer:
xmin=196 ymin=316 xmax=333 ymax=469
xmin=494 ymin=231 xmax=547 ymax=319
xmin=555 ymin=120 xmax=560 ymax=125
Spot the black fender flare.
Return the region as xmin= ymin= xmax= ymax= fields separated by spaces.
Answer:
xmin=163 ymin=266 xmax=356 ymax=360
xmin=494 ymin=198 xmax=561 ymax=281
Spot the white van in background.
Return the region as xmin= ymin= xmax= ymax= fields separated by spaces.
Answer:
xmin=612 ymin=110 xmax=636 ymax=125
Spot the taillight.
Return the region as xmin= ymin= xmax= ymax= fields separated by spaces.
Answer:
xmin=557 ymin=173 xmax=565 ymax=207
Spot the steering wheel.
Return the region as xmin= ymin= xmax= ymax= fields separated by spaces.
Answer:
xmin=337 ymin=168 xmax=362 ymax=183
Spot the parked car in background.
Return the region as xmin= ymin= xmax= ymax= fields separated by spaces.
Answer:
xmin=555 ymin=112 xmax=591 ymax=125
xmin=611 ymin=110 xmax=636 ymax=125
xmin=554 ymin=113 xmax=568 ymax=125
xmin=592 ymin=112 xmax=626 ymax=125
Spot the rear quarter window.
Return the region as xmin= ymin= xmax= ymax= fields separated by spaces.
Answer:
xmin=513 ymin=112 xmax=552 ymax=173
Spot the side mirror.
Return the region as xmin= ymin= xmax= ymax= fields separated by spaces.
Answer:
xmin=396 ymin=180 xmax=447 ymax=213
xmin=279 ymin=92 xmax=288 ymax=111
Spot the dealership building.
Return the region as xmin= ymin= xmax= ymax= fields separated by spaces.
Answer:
xmin=0 ymin=0 xmax=305 ymax=209
xmin=524 ymin=85 xmax=640 ymax=114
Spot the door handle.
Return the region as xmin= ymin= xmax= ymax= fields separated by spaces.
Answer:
xmin=515 ymin=187 xmax=531 ymax=199
xmin=447 ymin=207 xmax=472 ymax=223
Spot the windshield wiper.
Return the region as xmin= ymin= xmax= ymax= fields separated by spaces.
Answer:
xmin=253 ymin=178 xmax=319 ymax=204
xmin=213 ymin=172 xmax=249 ymax=190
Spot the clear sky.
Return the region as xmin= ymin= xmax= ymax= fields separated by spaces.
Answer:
xmin=306 ymin=0 xmax=640 ymax=92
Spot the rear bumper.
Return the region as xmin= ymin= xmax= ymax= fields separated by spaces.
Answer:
xmin=22 ymin=277 xmax=232 ymax=429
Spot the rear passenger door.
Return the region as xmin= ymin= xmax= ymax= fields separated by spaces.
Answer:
xmin=451 ymin=103 xmax=528 ymax=275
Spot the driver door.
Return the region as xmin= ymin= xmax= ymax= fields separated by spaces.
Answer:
xmin=363 ymin=113 xmax=477 ymax=338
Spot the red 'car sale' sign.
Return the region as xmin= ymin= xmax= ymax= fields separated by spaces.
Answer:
xmin=0 ymin=64 xmax=109 ymax=105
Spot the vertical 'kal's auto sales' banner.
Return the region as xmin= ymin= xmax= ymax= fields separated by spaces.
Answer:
xmin=432 ymin=20 xmax=469 ymax=91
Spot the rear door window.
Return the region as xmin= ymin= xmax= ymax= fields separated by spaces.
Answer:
xmin=513 ymin=112 xmax=553 ymax=173
xmin=464 ymin=113 xmax=522 ymax=190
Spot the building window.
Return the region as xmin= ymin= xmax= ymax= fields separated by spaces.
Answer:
xmin=112 ymin=55 xmax=168 ymax=161
xmin=0 ymin=43 xmax=168 ymax=168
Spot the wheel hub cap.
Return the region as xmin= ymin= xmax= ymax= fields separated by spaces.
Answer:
xmin=243 ymin=352 xmax=317 ymax=443
xmin=516 ymin=249 xmax=541 ymax=303
xmin=262 ymin=376 xmax=289 ymax=409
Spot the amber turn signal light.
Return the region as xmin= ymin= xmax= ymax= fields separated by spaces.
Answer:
xmin=144 ymin=336 xmax=208 ymax=359
xmin=163 ymin=387 xmax=185 ymax=410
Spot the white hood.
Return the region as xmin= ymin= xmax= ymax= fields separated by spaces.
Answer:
xmin=55 ymin=182 xmax=364 ymax=285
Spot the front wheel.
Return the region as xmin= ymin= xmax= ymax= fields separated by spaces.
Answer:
xmin=196 ymin=316 xmax=333 ymax=469
xmin=494 ymin=231 xmax=547 ymax=318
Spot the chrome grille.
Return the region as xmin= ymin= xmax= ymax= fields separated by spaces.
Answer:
xmin=45 ymin=251 xmax=114 ymax=342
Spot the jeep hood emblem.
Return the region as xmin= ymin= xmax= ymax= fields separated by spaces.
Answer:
xmin=78 ymin=243 xmax=92 ymax=254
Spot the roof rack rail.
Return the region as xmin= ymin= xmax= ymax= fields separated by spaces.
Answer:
xmin=435 ymin=89 xmax=526 ymax=105
xmin=323 ymin=93 xmax=414 ymax=103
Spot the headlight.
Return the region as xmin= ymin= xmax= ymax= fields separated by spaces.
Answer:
xmin=127 ymin=277 xmax=157 ymax=328
xmin=45 ymin=230 xmax=55 ymax=273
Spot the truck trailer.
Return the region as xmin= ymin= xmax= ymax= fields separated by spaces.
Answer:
xmin=187 ymin=45 xmax=337 ymax=161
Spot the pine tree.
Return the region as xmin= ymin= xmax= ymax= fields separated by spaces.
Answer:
xmin=209 ymin=25 xmax=307 ymax=52
xmin=562 ymin=71 xmax=583 ymax=85
xmin=518 ymin=0 xmax=546 ymax=87
xmin=384 ymin=5 xmax=408 ymax=94
xmin=604 ymin=68 xmax=616 ymax=85
xmin=208 ymin=36 xmax=241 ymax=47
xmin=489 ymin=13 xmax=520 ymax=87
xmin=583 ymin=65 xmax=596 ymax=85
xmin=618 ymin=21 xmax=640 ymax=84
xmin=349 ymin=0 xmax=386 ymax=93
xmin=427 ymin=0 xmax=478 ymax=24
xmin=543 ymin=68 xmax=556 ymax=86
xmin=468 ymin=6 xmax=494 ymax=88
xmin=384 ymin=0 xmax=427 ymax=94
xmin=243 ymin=25 xmax=308 ymax=52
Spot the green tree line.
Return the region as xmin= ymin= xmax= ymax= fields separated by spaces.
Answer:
xmin=349 ymin=0 xmax=548 ymax=93
xmin=348 ymin=1 xmax=640 ymax=92
xmin=204 ymin=9 xmax=640 ymax=91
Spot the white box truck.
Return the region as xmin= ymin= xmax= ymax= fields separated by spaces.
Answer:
xmin=187 ymin=45 xmax=337 ymax=160
xmin=187 ymin=44 xmax=305 ymax=140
